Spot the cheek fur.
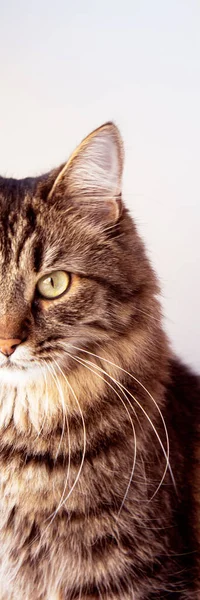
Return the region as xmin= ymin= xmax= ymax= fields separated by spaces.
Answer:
xmin=35 ymin=277 xmax=107 ymax=330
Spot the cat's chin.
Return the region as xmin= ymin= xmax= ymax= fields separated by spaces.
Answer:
xmin=0 ymin=362 xmax=44 ymax=386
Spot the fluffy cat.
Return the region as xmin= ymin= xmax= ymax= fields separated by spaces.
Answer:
xmin=0 ymin=123 xmax=199 ymax=600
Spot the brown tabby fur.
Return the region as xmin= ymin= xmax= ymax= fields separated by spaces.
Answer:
xmin=0 ymin=123 xmax=199 ymax=599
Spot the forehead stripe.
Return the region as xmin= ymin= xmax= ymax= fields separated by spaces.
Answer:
xmin=16 ymin=206 xmax=37 ymax=266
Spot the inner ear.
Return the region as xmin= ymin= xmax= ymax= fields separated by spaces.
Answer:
xmin=48 ymin=122 xmax=124 ymax=224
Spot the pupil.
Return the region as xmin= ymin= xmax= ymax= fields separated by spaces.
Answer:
xmin=50 ymin=277 xmax=54 ymax=288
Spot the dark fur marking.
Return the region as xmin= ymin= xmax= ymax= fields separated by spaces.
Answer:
xmin=16 ymin=205 xmax=37 ymax=266
xmin=33 ymin=241 xmax=44 ymax=272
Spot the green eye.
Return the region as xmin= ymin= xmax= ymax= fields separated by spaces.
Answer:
xmin=37 ymin=271 xmax=70 ymax=299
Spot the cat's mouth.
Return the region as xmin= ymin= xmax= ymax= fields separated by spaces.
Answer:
xmin=0 ymin=357 xmax=35 ymax=369
xmin=0 ymin=343 xmax=36 ymax=370
xmin=0 ymin=360 xmax=29 ymax=370
xmin=0 ymin=357 xmax=44 ymax=386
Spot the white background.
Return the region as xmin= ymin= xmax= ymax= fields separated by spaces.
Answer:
xmin=0 ymin=0 xmax=199 ymax=371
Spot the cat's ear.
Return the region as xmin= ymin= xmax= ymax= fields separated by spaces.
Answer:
xmin=48 ymin=123 xmax=124 ymax=223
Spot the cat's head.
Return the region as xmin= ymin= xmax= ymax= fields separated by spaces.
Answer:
xmin=0 ymin=123 xmax=157 ymax=387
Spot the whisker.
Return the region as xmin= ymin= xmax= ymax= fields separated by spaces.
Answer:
xmin=35 ymin=360 xmax=71 ymax=538
xmin=44 ymin=360 xmax=68 ymax=463
xmin=25 ymin=360 xmax=85 ymax=549
xmin=34 ymin=362 xmax=49 ymax=438
xmin=63 ymin=344 xmax=176 ymax=497
xmin=71 ymin=353 xmax=168 ymax=501
xmin=83 ymin=357 xmax=170 ymax=500
xmin=63 ymin=350 xmax=137 ymax=514
xmin=44 ymin=359 xmax=87 ymax=522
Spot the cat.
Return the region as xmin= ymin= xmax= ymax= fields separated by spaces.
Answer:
xmin=0 ymin=122 xmax=199 ymax=600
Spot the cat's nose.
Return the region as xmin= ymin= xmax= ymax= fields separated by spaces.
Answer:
xmin=0 ymin=338 xmax=22 ymax=357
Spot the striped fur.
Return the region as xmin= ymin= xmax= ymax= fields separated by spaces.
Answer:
xmin=0 ymin=124 xmax=199 ymax=599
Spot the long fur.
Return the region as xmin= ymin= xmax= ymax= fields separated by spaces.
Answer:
xmin=0 ymin=124 xmax=199 ymax=599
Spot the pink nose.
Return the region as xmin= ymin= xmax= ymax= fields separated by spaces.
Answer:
xmin=0 ymin=338 xmax=22 ymax=357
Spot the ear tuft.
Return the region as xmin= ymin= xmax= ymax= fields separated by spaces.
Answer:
xmin=48 ymin=123 xmax=124 ymax=222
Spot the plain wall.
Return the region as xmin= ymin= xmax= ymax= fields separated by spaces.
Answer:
xmin=0 ymin=0 xmax=199 ymax=370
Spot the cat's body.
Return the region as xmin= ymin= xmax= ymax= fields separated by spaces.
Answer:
xmin=0 ymin=124 xmax=199 ymax=599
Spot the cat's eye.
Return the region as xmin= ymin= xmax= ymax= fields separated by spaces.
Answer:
xmin=37 ymin=271 xmax=70 ymax=299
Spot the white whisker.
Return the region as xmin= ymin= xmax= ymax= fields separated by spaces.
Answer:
xmin=34 ymin=360 xmax=71 ymax=537
xmin=44 ymin=361 xmax=68 ymax=463
xmin=72 ymin=353 xmax=168 ymax=501
xmin=63 ymin=349 xmax=137 ymax=514
xmin=34 ymin=362 xmax=49 ymax=438
xmin=45 ymin=359 xmax=87 ymax=522
xmin=88 ymin=359 xmax=170 ymax=500
xmin=64 ymin=344 xmax=176 ymax=497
